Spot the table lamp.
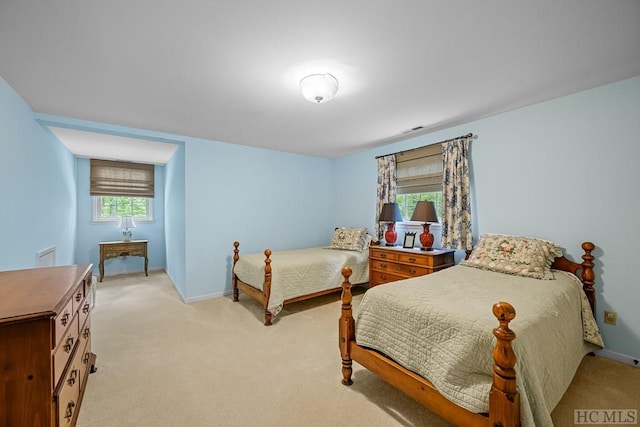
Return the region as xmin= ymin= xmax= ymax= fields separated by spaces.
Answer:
xmin=379 ymin=203 xmax=403 ymax=246
xmin=410 ymin=201 xmax=438 ymax=250
xmin=118 ymin=215 xmax=136 ymax=242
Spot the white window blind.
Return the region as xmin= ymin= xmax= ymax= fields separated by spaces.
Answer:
xmin=90 ymin=159 xmax=155 ymax=197
xmin=395 ymin=144 xmax=443 ymax=194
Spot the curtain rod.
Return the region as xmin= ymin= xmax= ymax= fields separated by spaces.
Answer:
xmin=375 ymin=133 xmax=474 ymax=159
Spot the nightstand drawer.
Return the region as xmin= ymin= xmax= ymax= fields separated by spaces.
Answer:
xmin=371 ymin=260 xmax=428 ymax=277
xmin=370 ymin=248 xmax=398 ymax=261
xmin=397 ymin=252 xmax=429 ymax=266
xmin=370 ymin=270 xmax=405 ymax=286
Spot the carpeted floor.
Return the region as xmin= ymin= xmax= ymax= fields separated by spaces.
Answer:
xmin=76 ymin=271 xmax=639 ymax=426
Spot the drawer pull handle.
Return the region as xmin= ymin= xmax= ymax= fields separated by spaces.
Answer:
xmin=409 ymin=269 xmax=417 ymax=275
xmin=380 ymin=253 xmax=387 ymax=258
xmin=66 ymin=401 xmax=76 ymax=419
xmin=83 ymin=327 xmax=90 ymax=339
xmin=61 ymin=312 xmax=70 ymax=326
xmin=380 ymin=263 xmax=386 ymax=269
xmin=68 ymin=369 xmax=78 ymax=386
xmin=83 ymin=303 xmax=90 ymax=314
xmin=75 ymin=292 xmax=82 ymax=302
xmin=64 ymin=337 xmax=74 ymax=353
xmin=408 ymin=257 xmax=416 ymax=263
xmin=83 ymin=352 xmax=91 ymax=364
xmin=380 ymin=274 xmax=387 ymax=280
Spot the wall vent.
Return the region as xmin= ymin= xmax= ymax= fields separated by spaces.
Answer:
xmin=36 ymin=246 xmax=56 ymax=268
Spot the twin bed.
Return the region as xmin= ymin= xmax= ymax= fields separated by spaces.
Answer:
xmin=339 ymin=236 xmax=602 ymax=427
xmin=232 ymin=227 xmax=370 ymax=325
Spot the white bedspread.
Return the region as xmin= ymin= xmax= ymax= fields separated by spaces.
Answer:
xmin=233 ymin=247 xmax=369 ymax=316
xmin=355 ymin=265 xmax=603 ymax=427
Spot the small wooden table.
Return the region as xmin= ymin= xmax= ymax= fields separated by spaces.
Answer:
xmin=99 ymin=240 xmax=148 ymax=282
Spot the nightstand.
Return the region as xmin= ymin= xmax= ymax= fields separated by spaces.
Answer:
xmin=369 ymin=245 xmax=455 ymax=287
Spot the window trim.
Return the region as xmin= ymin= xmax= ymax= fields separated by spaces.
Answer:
xmin=92 ymin=196 xmax=154 ymax=223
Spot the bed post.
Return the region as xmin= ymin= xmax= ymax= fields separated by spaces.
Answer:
xmin=580 ymin=242 xmax=596 ymax=313
xmin=232 ymin=242 xmax=240 ymax=302
xmin=263 ymin=249 xmax=273 ymax=326
xmin=339 ymin=266 xmax=354 ymax=386
xmin=489 ymin=301 xmax=520 ymax=427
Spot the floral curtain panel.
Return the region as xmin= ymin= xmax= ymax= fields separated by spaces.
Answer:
xmin=441 ymin=137 xmax=472 ymax=250
xmin=375 ymin=155 xmax=397 ymax=241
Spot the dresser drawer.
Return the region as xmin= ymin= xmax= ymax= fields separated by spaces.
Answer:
xmin=72 ymin=285 xmax=84 ymax=313
xmin=53 ymin=298 xmax=74 ymax=348
xmin=78 ymin=316 xmax=91 ymax=358
xmin=55 ymin=344 xmax=83 ymax=427
xmin=370 ymin=270 xmax=405 ymax=286
xmin=397 ymin=252 xmax=430 ymax=266
xmin=80 ymin=334 xmax=93 ymax=389
xmin=78 ymin=295 xmax=91 ymax=332
xmin=83 ymin=272 xmax=93 ymax=297
xmin=53 ymin=315 xmax=79 ymax=387
xmin=370 ymin=248 xmax=398 ymax=261
xmin=371 ymin=260 xmax=428 ymax=277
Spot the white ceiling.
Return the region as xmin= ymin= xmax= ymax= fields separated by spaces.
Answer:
xmin=48 ymin=127 xmax=178 ymax=165
xmin=1 ymin=1 xmax=639 ymax=160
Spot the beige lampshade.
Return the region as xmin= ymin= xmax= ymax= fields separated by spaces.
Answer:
xmin=410 ymin=201 xmax=438 ymax=223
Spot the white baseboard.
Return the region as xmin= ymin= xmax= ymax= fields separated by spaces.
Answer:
xmin=165 ymin=271 xmax=187 ymax=302
xmin=183 ymin=290 xmax=232 ymax=304
xmin=163 ymin=270 xmax=233 ymax=303
xmin=596 ymin=349 xmax=640 ymax=367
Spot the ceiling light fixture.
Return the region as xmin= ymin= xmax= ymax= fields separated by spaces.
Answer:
xmin=299 ymin=73 xmax=339 ymax=104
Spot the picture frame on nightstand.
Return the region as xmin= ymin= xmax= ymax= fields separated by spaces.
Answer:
xmin=402 ymin=232 xmax=416 ymax=249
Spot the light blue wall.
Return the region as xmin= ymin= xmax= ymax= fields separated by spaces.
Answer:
xmin=332 ymin=76 xmax=640 ymax=358
xmin=74 ymin=158 xmax=167 ymax=277
xmin=4 ymin=69 xmax=637 ymax=359
xmin=183 ymin=137 xmax=334 ymax=300
xmin=165 ymin=144 xmax=186 ymax=296
xmin=0 ymin=77 xmax=77 ymax=270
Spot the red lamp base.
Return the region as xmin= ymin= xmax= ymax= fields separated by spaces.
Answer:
xmin=384 ymin=222 xmax=398 ymax=246
xmin=419 ymin=223 xmax=434 ymax=251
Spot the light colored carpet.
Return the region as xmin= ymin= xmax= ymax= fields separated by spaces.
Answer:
xmin=76 ymin=271 xmax=639 ymax=427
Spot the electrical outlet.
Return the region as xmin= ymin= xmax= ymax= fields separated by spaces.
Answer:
xmin=604 ymin=310 xmax=617 ymax=325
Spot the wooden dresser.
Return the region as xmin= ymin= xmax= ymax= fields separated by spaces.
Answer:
xmin=0 ymin=264 xmax=96 ymax=427
xmin=369 ymin=245 xmax=455 ymax=287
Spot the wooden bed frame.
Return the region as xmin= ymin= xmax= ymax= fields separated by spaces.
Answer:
xmin=338 ymin=242 xmax=596 ymax=427
xmin=232 ymin=241 xmax=366 ymax=326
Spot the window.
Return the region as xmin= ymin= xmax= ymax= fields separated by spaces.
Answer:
xmin=395 ymin=144 xmax=443 ymax=221
xmin=397 ymin=192 xmax=443 ymax=221
xmin=90 ymin=159 xmax=155 ymax=222
xmin=93 ymin=196 xmax=153 ymax=222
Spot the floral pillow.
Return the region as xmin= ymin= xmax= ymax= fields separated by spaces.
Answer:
xmin=327 ymin=227 xmax=368 ymax=252
xmin=461 ymin=233 xmax=562 ymax=280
